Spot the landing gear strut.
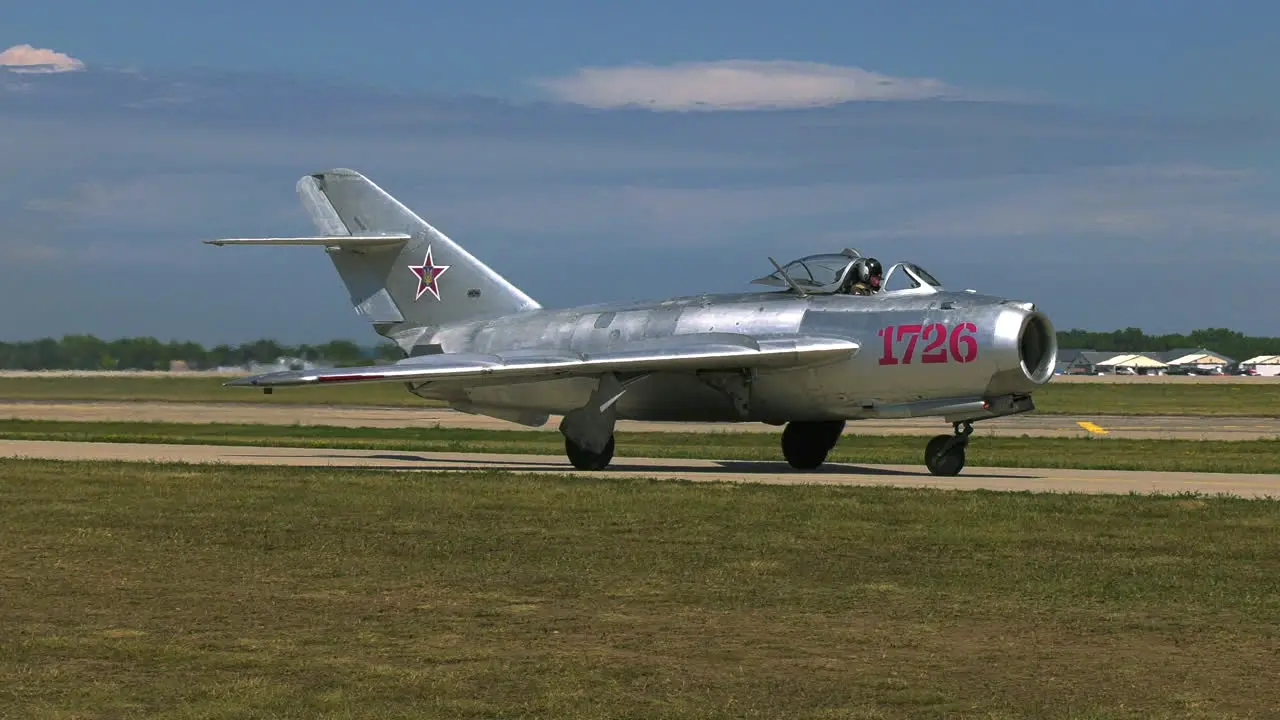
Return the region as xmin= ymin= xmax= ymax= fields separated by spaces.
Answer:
xmin=925 ymin=421 xmax=972 ymax=476
xmin=560 ymin=373 xmax=633 ymax=470
xmin=781 ymin=420 xmax=845 ymax=470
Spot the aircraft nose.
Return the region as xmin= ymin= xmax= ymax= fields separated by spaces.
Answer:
xmin=988 ymin=303 xmax=1058 ymax=394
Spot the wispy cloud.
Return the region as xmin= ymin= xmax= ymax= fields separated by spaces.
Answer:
xmin=0 ymin=44 xmax=84 ymax=74
xmin=532 ymin=60 xmax=960 ymax=111
xmin=440 ymin=163 xmax=1280 ymax=250
xmin=850 ymin=164 xmax=1280 ymax=240
xmin=414 ymin=181 xmax=902 ymax=243
xmin=25 ymin=176 xmax=221 ymax=228
xmin=3 ymin=64 xmax=1280 ymax=339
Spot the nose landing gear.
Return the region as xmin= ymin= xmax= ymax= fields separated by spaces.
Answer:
xmin=924 ymin=421 xmax=972 ymax=476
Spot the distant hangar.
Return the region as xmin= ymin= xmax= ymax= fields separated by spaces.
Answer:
xmin=1055 ymin=348 xmax=1279 ymax=376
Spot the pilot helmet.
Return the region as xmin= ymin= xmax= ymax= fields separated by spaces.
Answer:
xmin=855 ymin=258 xmax=884 ymax=289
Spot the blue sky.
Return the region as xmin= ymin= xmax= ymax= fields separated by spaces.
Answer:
xmin=10 ymin=0 xmax=1276 ymax=113
xmin=3 ymin=1 xmax=1279 ymax=344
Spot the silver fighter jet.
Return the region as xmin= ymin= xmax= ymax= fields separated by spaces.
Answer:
xmin=206 ymin=169 xmax=1058 ymax=476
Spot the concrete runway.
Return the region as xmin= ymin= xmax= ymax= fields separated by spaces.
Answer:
xmin=1 ymin=438 xmax=1276 ymax=498
xmin=3 ymin=400 xmax=1279 ymax=440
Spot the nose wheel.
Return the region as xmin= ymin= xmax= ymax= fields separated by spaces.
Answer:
xmin=925 ymin=421 xmax=972 ymax=476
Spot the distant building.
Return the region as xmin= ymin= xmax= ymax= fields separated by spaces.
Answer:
xmin=1240 ymin=355 xmax=1280 ymax=377
xmin=1157 ymin=348 xmax=1234 ymax=374
xmin=1054 ymin=348 xmax=1087 ymax=374
xmin=1095 ymin=353 xmax=1169 ymax=375
xmin=1061 ymin=350 xmax=1125 ymax=375
xmin=245 ymin=356 xmax=329 ymax=373
xmin=1055 ymin=346 xmax=1265 ymax=377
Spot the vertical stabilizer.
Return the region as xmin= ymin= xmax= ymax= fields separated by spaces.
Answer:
xmin=207 ymin=169 xmax=540 ymax=349
xmin=303 ymin=169 xmax=539 ymax=342
xmin=206 ymin=168 xmax=541 ymax=350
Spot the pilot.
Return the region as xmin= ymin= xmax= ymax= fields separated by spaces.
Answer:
xmin=842 ymin=258 xmax=884 ymax=295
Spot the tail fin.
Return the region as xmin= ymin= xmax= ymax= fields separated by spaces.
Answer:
xmin=206 ymin=168 xmax=539 ymax=346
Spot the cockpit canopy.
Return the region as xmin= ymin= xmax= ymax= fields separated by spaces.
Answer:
xmin=751 ymin=248 xmax=945 ymax=296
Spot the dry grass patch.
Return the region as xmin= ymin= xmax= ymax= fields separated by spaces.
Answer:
xmin=1 ymin=459 xmax=1277 ymax=718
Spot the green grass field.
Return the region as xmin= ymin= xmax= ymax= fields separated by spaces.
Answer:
xmin=3 ymin=374 xmax=1280 ymax=416
xmin=1 ymin=459 xmax=1275 ymax=718
xmin=3 ymin=419 xmax=1279 ymax=473
xmin=0 ymin=374 xmax=435 ymax=406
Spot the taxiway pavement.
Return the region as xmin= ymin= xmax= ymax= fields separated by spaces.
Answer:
xmin=1 ymin=439 xmax=1276 ymax=498
xmin=2 ymin=401 xmax=1278 ymax=440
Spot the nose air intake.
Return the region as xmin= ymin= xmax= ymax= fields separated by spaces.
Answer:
xmin=1018 ymin=311 xmax=1057 ymax=385
xmin=987 ymin=304 xmax=1058 ymax=396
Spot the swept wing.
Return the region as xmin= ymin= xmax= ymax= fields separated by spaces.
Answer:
xmin=204 ymin=233 xmax=411 ymax=249
xmin=226 ymin=332 xmax=859 ymax=388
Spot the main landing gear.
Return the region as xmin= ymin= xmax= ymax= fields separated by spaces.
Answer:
xmin=779 ymin=418 xmax=975 ymax=476
xmin=559 ymin=373 xmax=630 ymax=470
xmin=924 ymin=421 xmax=973 ymax=476
xmin=564 ymin=433 xmax=615 ymax=470
xmin=781 ymin=420 xmax=846 ymax=470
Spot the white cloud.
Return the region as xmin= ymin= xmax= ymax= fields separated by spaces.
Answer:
xmin=533 ymin=60 xmax=958 ymax=111
xmin=0 ymin=44 xmax=85 ymax=73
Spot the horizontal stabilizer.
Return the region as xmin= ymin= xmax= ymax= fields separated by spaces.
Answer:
xmin=203 ymin=234 xmax=412 ymax=248
xmin=224 ymin=332 xmax=860 ymax=389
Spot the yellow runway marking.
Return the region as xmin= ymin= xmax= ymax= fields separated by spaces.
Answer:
xmin=1077 ymin=421 xmax=1109 ymax=435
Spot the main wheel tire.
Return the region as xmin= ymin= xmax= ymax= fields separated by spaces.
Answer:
xmin=783 ymin=445 xmax=827 ymax=470
xmin=781 ymin=421 xmax=843 ymax=470
xmin=924 ymin=434 xmax=966 ymax=476
xmin=565 ymin=434 xmax=615 ymax=470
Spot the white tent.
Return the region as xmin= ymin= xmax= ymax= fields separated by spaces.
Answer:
xmin=1096 ymin=353 xmax=1168 ymax=373
xmin=1241 ymin=355 xmax=1280 ymax=377
xmin=1166 ymin=352 xmax=1230 ymax=368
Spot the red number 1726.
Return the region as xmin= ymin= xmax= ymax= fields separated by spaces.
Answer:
xmin=877 ymin=322 xmax=978 ymax=365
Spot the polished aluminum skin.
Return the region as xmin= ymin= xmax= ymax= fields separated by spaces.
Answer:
xmin=423 ymin=285 xmax=1055 ymax=427
xmin=206 ymin=169 xmax=1058 ymax=474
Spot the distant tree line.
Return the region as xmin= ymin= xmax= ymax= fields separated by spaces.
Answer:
xmin=0 ymin=335 xmax=402 ymax=371
xmin=1056 ymin=327 xmax=1280 ymax=361
xmin=2 ymin=328 xmax=1279 ymax=371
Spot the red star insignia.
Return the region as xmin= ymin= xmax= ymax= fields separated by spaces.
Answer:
xmin=408 ymin=245 xmax=450 ymax=301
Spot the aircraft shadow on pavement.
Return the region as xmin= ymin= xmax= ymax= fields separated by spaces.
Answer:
xmin=270 ymin=452 xmax=1034 ymax=480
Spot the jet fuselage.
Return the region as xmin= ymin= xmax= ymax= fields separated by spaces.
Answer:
xmin=415 ymin=288 xmax=1056 ymax=426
